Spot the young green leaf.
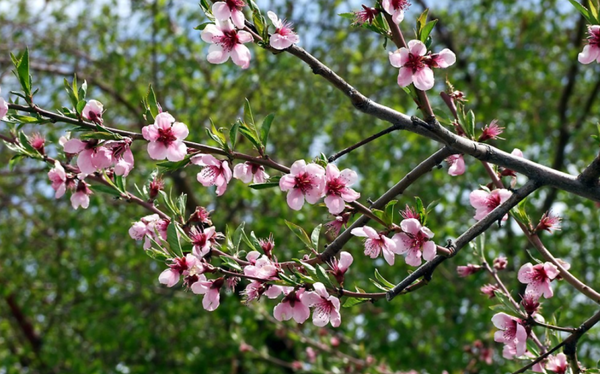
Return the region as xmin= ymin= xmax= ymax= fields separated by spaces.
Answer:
xmin=260 ymin=113 xmax=274 ymax=148
xmin=285 ymin=220 xmax=313 ymax=249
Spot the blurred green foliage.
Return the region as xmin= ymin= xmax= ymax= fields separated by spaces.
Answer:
xmin=1 ymin=0 xmax=600 ymax=373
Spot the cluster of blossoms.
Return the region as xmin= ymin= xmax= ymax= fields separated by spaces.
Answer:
xmin=351 ymin=217 xmax=435 ymax=267
xmin=47 ymin=161 xmax=93 ymax=209
xmin=200 ymin=1 xmax=299 ymax=69
xmin=128 ymin=214 xmax=170 ymax=250
xmin=279 ymin=161 xmax=360 ymax=214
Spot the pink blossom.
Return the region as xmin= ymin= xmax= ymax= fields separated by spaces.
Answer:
xmin=142 ymin=112 xmax=188 ymax=162
xmin=536 ymin=211 xmax=561 ymax=234
xmin=48 ymin=161 xmax=75 ymax=198
xmin=305 ymin=347 xmax=317 ymax=363
xmin=447 ymin=154 xmax=465 ymax=176
xmin=201 ymin=19 xmax=253 ymax=69
xmin=323 ymin=164 xmax=360 ymax=214
xmin=521 ymin=291 xmax=541 ymax=316
xmin=353 ymin=5 xmax=380 ymax=25
xmin=456 ymin=264 xmax=482 ymax=277
xmin=329 ymin=251 xmax=353 ymax=285
xmin=128 ymin=214 xmax=169 ymax=250
xmin=400 ymin=204 xmax=420 ymax=220
xmin=518 ymin=262 xmax=560 ymax=299
xmin=381 ymin=0 xmax=410 ymax=24
xmin=212 ymin=0 xmax=246 ymax=29
xmin=325 ymin=212 xmax=351 ymax=236
xmin=71 ymin=179 xmax=92 ymax=210
xmin=244 ymin=254 xmax=280 ymax=280
xmin=492 ymin=312 xmax=528 ymax=359
xmin=273 ymin=288 xmax=311 ymax=324
xmin=478 ymin=119 xmax=504 ymax=141
xmin=480 ymin=284 xmax=499 ymax=298
xmin=350 ymin=226 xmax=398 ymax=265
xmin=189 ymin=226 xmax=223 ymax=257
xmin=303 ymin=282 xmax=341 ymax=327
xmin=267 ymin=11 xmax=299 ymax=50
xmin=494 ymin=256 xmax=508 ymax=270
xmin=392 ymin=218 xmax=436 ymax=266
xmin=469 ymin=188 xmax=512 ymax=221
xmin=0 ymin=87 xmax=7 ymax=119
xmin=279 ymin=160 xmax=326 ymax=211
xmin=63 ymin=139 xmax=113 ymax=175
xmin=546 ymin=353 xmax=568 ymax=374
xmin=158 ymin=254 xmax=200 ymax=287
xmin=578 ymin=25 xmax=600 ymax=64
xmin=82 ymin=100 xmax=103 ymax=124
xmin=389 ymin=40 xmax=456 ymax=91
xmin=191 ymin=154 xmax=232 ymax=196
xmin=233 ymin=162 xmax=269 ymax=183
xmin=104 ymin=139 xmax=135 ymax=177
xmin=258 ymin=234 xmax=275 ymax=258
xmin=191 ymin=277 xmax=224 ymax=311
xmin=30 ymin=133 xmax=45 ymax=154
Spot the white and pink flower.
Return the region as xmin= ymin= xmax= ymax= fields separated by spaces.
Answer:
xmin=279 ymin=160 xmax=325 ymax=211
xmin=104 ymin=139 xmax=135 ymax=177
xmin=129 ymin=214 xmax=169 ymax=250
xmin=158 ymin=254 xmax=200 ymax=287
xmin=212 ymin=0 xmax=246 ymax=29
xmin=0 ymin=87 xmax=8 ymax=119
xmin=267 ymin=11 xmax=299 ymax=50
xmin=273 ymin=288 xmax=311 ymax=324
xmin=350 ymin=225 xmax=398 ymax=265
xmin=191 ymin=277 xmax=224 ymax=311
xmin=546 ymin=353 xmax=568 ymax=374
xmin=201 ymin=19 xmax=253 ymax=69
xmin=48 ymin=161 xmax=75 ymax=198
xmin=329 ymin=251 xmax=353 ymax=285
xmin=192 ymin=154 xmax=232 ymax=196
xmin=447 ymin=154 xmax=465 ymax=176
xmin=492 ymin=312 xmax=528 ymax=359
xmin=381 ymin=0 xmax=410 ymax=24
xmin=579 ymin=25 xmax=600 ymax=64
xmin=303 ymin=282 xmax=341 ymax=327
xmin=142 ymin=112 xmax=188 ymax=162
xmin=82 ymin=100 xmax=103 ymax=124
xmin=63 ymin=138 xmax=113 ymax=175
xmin=518 ymin=262 xmax=560 ymax=299
xmin=71 ymin=179 xmax=92 ymax=210
xmin=189 ymin=226 xmax=223 ymax=257
xmin=392 ymin=218 xmax=436 ymax=266
xmin=244 ymin=254 xmax=280 ymax=280
xmin=469 ymin=188 xmax=512 ymax=221
xmin=389 ymin=40 xmax=456 ymax=91
xmin=323 ymin=164 xmax=360 ymax=214
xmin=233 ymin=161 xmax=269 ymax=184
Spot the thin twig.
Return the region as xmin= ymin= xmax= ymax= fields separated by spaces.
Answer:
xmin=328 ymin=123 xmax=401 ymax=162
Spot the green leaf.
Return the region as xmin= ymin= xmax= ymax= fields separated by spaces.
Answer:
xmin=156 ymin=157 xmax=190 ymax=172
xmin=18 ymin=132 xmax=37 ymax=155
xmin=146 ymin=85 xmax=159 ymax=120
xmin=114 ymin=174 xmax=126 ymax=193
xmin=194 ymin=22 xmax=213 ymax=30
xmin=260 ymin=113 xmax=274 ymax=148
xmin=14 ymin=49 xmax=31 ymax=96
xmin=342 ymin=296 xmax=370 ymax=308
xmin=79 ymin=131 xmax=123 ymax=141
xmin=176 ymin=193 xmax=187 ymax=216
xmin=493 ymin=290 xmax=522 ymax=317
xmin=294 ymin=259 xmax=317 ymax=275
xmin=248 ymin=180 xmax=281 ymax=190
xmin=229 ymin=121 xmax=240 ymax=149
xmin=78 ymin=80 xmax=87 ymax=101
xmin=284 ymin=220 xmax=313 ymax=249
xmin=8 ymin=154 xmax=25 ymax=171
xmin=167 ymin=221 xmax=183 ymax=256
xmin=90 ymin=184 xmax=122 ymax=197
xmin=310 ymin=224 xmax=322 ymax=252
xmin=384 ymin=200 xmax=398 ymax=226
xmin=76 ymin=100 xmax=86 ymax=115
xmin=374 ymin=269 xmax=395 ymax=289
xmin=219 ymin=256 xmax=243 ymax=272
xmin=315 ymin=264 xmax=334 ymax=288
xmin=244 ymin=98 xmax=255 ymax=126
xmin=238 ymin=123 xmax=263 ymax=152
xmin=231 ymin=222 xmax=245 ymax=254
xmin=369 ymin=279 xmax=391 ymax=292
xmin=419 ymin=19 xmax=437 ymax=43
xmin=589 ymin=0 xmax=599 ymax=22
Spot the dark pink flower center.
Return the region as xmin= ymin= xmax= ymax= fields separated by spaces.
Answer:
xmin=313 ymin=298 xmax=335 ymax=318
xmin=226 ymin=0 xmax=245 ymax=10
xmin=588 ymin=27 xmax=600 ymax=47
xmin=391 ymin=0 xmax=410 ymax=10
xmin=171 ymin=257 xmax=190 ymax=274
xmin=406 ymin=230 xmax=428 ymax=249
xmin=249 ymin=162 xmax=263 ymax=174
xmin=405 ymin=53 xmax=427 ymax=73
xmin=276 ymin=23 xmax=294 ymax=36
xmin=294 ymin=172 xmax=316 ymax=193
xmin=355 ymin=5 xmax=379 ymax=24
xmin=157 ymin=127 xmax=177 ymax=145
xmin=486 ymin=193 xmax=502 ymax=209
xmin=531 ymin=266 xmax=549 ymax=282
xmin=216 ymin=30 xmax=240 ymax=52
xmin=200 ymin=165 xmax=221 ymax=183
xmin=326 ymin=177 xmax=345 ymax=196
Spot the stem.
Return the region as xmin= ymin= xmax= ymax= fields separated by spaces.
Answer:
xmin=328 ymin=123 xmax=401 ymax=162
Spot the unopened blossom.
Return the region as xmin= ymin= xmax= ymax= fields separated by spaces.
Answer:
xmin=105 ymin=139 xmax=134 ymax=177
xmin=71 ymin=179 xmax=92 ymax=210
xmin=273 ymin=288 xmax=311 ymax=324
xmin=189 ymin=226 xmax=223 ymax=257
xmin=148 ymin=176 xmax=164 ymax=200
xmin=201 ymin=19 xmax=253 ymax=69
xmin=325 ymin=212 xmax=351 ymax=236
xmin=303 ymin=282 xmax=341 ymax=327
xmin=392 ymin=218 xmax=436 ymax=266
xmin=456 ymin=263 xmax=482 ymax=277
xmin=546 ymin=353 xmax=568 ymax=374
xmin=447 ymin=154 xmax=465 ymax=176
xmin=480 ymin=284 xmax=499 ymax=298
xmin=493 ymin=256 xmax=508 ymax=270
xmin=578 ymin=25 xmax=600 ymax=64
xmin=521 ymin=291 xmax=541 ymax=316
xmin=82 ymin=100 xmax=103 ymax=124
xmin=389 ymin=40 xmax=456 ymax=91
xmin=350 ymin=225 xmax=398 ymax=265
xmin=536 ymin=211 xmax=561 ymax=234
xmin=48 ymin=161 xmax=75 ymax=198
xmin=190 ymin=206 xmax=212 ymax=225
xmin=258 ymin=234 xmax=275 ymax=258
xmin=267 ymin=11 xmax=299 ymax=50
xmin=382 ymin=0 xmax=410 ymax=24
xmin=518 ymin=262 xmax=560 ymax=299
xmin=142 ymin=112 xmax=188 ymax=162
xmin=323 ymin=164 xmax=360 ymax=214
xmin=279 ymin=160 xmax=325 ymax=211
xmin=469 ymin=188 xmax=512 ymax=221
xmin=212 ymin=0 xmax=246 ymax=29
xmin=499 ymin=148 xmax=524 ymax=179
xmin=329 ymin=251 xmax=353 ymax=285
xmin=492 ymin=312 xmax=528 ymax=359
xmin=192 ymin=154 xmax=232 ymax=196
xmin=63 ymin=138 xmax=113 ymax=175
xmin=233 ymin=162 xmax=269 ymax=184
xmin=0 ymin=87 xmax=7 ymax=119
xmin=306 ymin=347 xmax=317 ymax=363
xmin=158 ymin=254 xmax=200 ymax=287
xmin=191 ymin=277 xmax=224 ymax=311
xmin=128 ymin=214 xmax=169 ymax=250
xmin=400 ymin=204 xmax=420 ymax=220
xmin=29 ymin=133 xmax=45 ymax=154
xmin=353 ymin=5 xmax=379 ymax=25
xmin=478 ymin=119 xmax=504 ymax=142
